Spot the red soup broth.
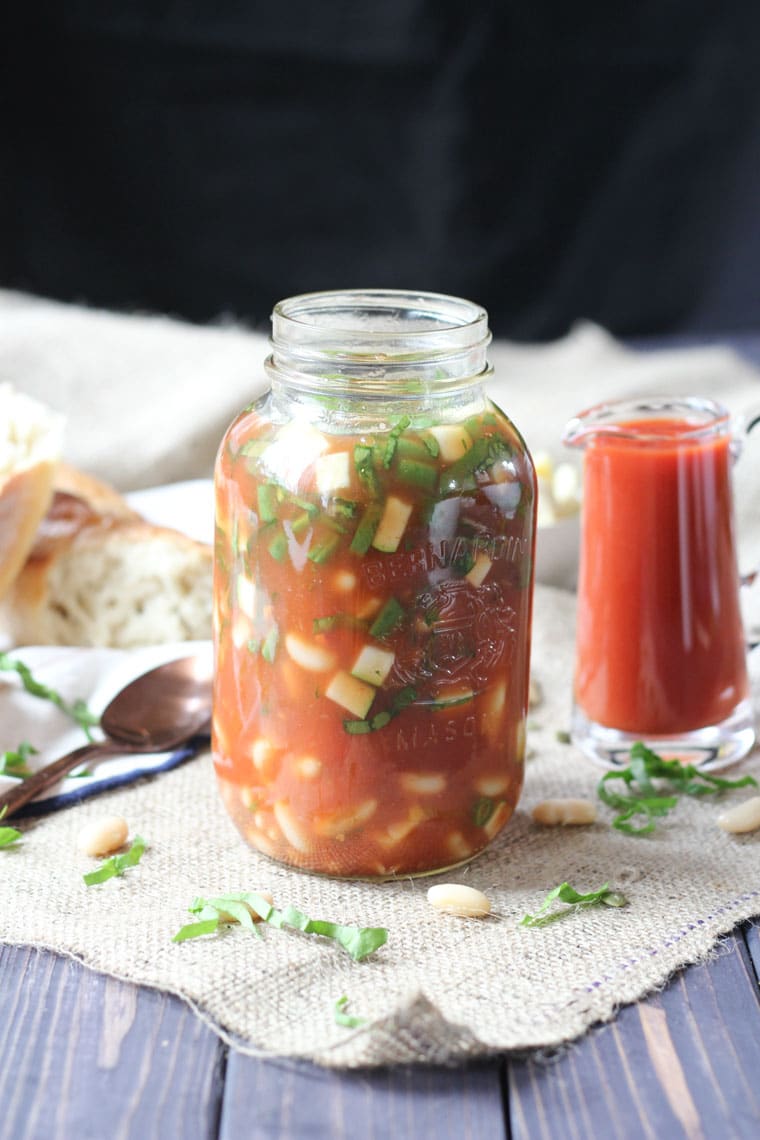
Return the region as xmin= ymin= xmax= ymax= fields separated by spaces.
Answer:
xmin=575 ymin=417 xmax=748 ymax=735
xmin=213 ymin=409 xmax=535 ymax=877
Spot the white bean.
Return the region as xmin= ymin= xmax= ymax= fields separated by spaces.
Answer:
xmin=531 ymin=798 xmax=597 ymax=826
xmin=717 ymin=796 xmax=760 ymax=834
xmin=427 ymin=883 xmax=491 ymax=918
xmin=76 ymin=815 xmax=129 ymax=857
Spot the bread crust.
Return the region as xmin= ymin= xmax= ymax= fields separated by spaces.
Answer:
xmin=52 ymin=462 xmax=140 ymax=520
xmin=0 ymin=384 xmax=65 ymax=603
xmin=0 ymin=458 xmax=59 ymax=601
xmin=1 ymin=466 xmax=212 ymax=648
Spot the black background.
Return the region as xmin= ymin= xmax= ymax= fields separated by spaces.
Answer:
xmin=2 ymin=3 xmax=759 ymax=339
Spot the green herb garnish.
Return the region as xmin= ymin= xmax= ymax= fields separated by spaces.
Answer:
xmin=344 ymin=686 xmax=416 ymax=735
xmin=0 ymin=653 xmax=99 ymax=741
xmin=520 ymin=881 xmax=628 ymax=927
xmin=0 ymin=741 xmax=37 ymax=779
xmin=257 ymin=482 xmax=278 ymax=523
xmin=83 ymin=836 xmax=147 ymax=885
xmin=368 ymin=596 xmax=405 ymax=638
xmin=0 ymin=806 xmax=21 ymax=849
xmin=353 ymin=445 xmax=380 ymax=498
xmin=383 ymin=415 xmax=411 ymax=468
xmin=261 ymin=626 xmax=279 ymax=664
xmin=308 ymin=532 xmax=342 ymax=564
xmin=334 ymin=995 xmax=367 ymax=1028
xmin=597 ymin=742 xmax=758 ymax=835
xmin=350 ymin=503 xmax=383 ymax=555
xmin=172 ymin=890 xmax=388 ymax=961
xmin=471 ymin=796 xmax=496 ymax=828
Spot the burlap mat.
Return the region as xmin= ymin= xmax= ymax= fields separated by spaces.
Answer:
xmin=2 ymin=584 xmax=759 ymax=1068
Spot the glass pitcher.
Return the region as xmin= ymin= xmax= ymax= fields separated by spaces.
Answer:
xmin=563 ymin=395 xmax=757 ymax=771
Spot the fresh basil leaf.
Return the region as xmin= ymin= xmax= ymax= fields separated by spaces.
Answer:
xmin=172 ymin=918 xmax=220 ymax=943
xmin=521 ymin=881 xmax=628 ymax=927
xmin=173 ymin=891 xmax=388 ymax=960
xmin=334 ymin=995 xmax=367 ymax=1028
xmin=0 ymin=653 xmax=99 ymax=740
xmin=0 ymin=741 xmax=37 ymax=779
xmin=598 ymin=742 xmax=757 ymax=835
xmin=83 ymin=835 xmax=146 ymax=886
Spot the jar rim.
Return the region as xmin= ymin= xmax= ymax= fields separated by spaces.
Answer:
xmin=270 ymin=289 xmax=491 ymax=366
xmin=272 ymin=288 xmax=488 ymax=340
xmin=268 ymin=289 xmax=492 ymax=394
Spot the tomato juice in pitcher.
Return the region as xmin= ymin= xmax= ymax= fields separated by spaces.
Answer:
xmin=565 ymin=396 xmax=755 ymax=769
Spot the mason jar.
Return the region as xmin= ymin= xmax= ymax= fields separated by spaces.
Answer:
xmin=212 ymin=289 xmax=537 ymax=878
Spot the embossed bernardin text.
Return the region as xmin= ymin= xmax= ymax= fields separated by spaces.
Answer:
xmin=361 ymin=535 xmax=529 ymax=591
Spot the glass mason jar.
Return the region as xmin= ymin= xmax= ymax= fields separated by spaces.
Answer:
xmin=212 ymin=289 xmax=537 ymax=878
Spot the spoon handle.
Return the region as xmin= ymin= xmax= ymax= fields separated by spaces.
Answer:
xmin=0 ymin=742 xmax=119 ymax=820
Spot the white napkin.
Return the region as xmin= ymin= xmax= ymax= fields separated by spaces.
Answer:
xmin=0 ymin=640 xmax=212 ymax=814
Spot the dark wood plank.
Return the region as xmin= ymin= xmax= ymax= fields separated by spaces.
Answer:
xmin=220 ymin=1053 xmax=506 ymax=1139
xmin=743 ymin=918 xmax=760 ymax=980
xmin=0 ymin=944 xmax=225 ymax=1140
xmin=506 ymin=931 xmax=760 ymax=1140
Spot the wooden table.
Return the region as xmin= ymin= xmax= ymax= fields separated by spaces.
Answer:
xmin=3 ymin=335 xmax=760 ymax=1140
xmin=3 ymin=924 xmax=760 ymax=1138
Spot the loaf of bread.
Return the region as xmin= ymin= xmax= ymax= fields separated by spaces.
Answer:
xmin=0 ymin=464 xmax=213 ymax=648
xmin=0 ymin=384 xmax=64 ymax=602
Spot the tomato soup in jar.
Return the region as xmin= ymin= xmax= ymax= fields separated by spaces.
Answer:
xmin=213 ymin=290 xmax=537 ymax=877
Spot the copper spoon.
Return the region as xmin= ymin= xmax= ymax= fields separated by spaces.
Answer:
xmin=0 ymin=654 xmax=213 ymax=819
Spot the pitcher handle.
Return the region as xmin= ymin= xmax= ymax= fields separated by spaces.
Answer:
xmin=737 ymin=406 xmax=760 ymax=646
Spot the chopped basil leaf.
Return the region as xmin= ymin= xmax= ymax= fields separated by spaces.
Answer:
xmin=173 ymin=890 xmax=388 ymax=961
xmin=597 ymin=742 xmax=758 ymax=835
xmin=344 ymin=717 xmax=373 ymax=735
xmin=172 ymin=917 xmax=220 ymax=942
xmin=267 ymin=528 xmax=288 ymax=561
xmin=396 ymin=457 xmax=438 ymax=494
xmin=313 ymin=613 xmax=365 ymax=635
xmin=383 ymin=415 xmax=411 ymax=468
xmin=261 ymin=627 xmax=279 ymax=663
xmin=520 ymin=881 xmax=628 ymax=927
xmin=438 ymin=434 xmax=513 ymax=493
xmin=471 ymin=796 xmax=496 ymax=827
xmin=0 ymin=741 xmax=37 ymax=779
xmin=353 ymin=445 xmax=380 ymax=498
xmin=334 ymin=995 xmax=367 ymax=1029
xmin=0 ymin=806 xmax=21 ymax=848
xmin=332 ymin=498 xmax=358 ymax=519
xmin=350 ymin=503 xmax=383 ymax=555
xmin=257 ymin=483 xmax=278 ymax=524
xmin=0 ymin=653 xmax=100 ymax=741
xmin=368 ymin=596 xmax=405 ymax=638
xmin=83 ymin=836 xmax=147 ymax=886
xmin=343 ymin=686 xmax=416 ymax=735
xmin=308 ymin=532 xmax=342 ymax=564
